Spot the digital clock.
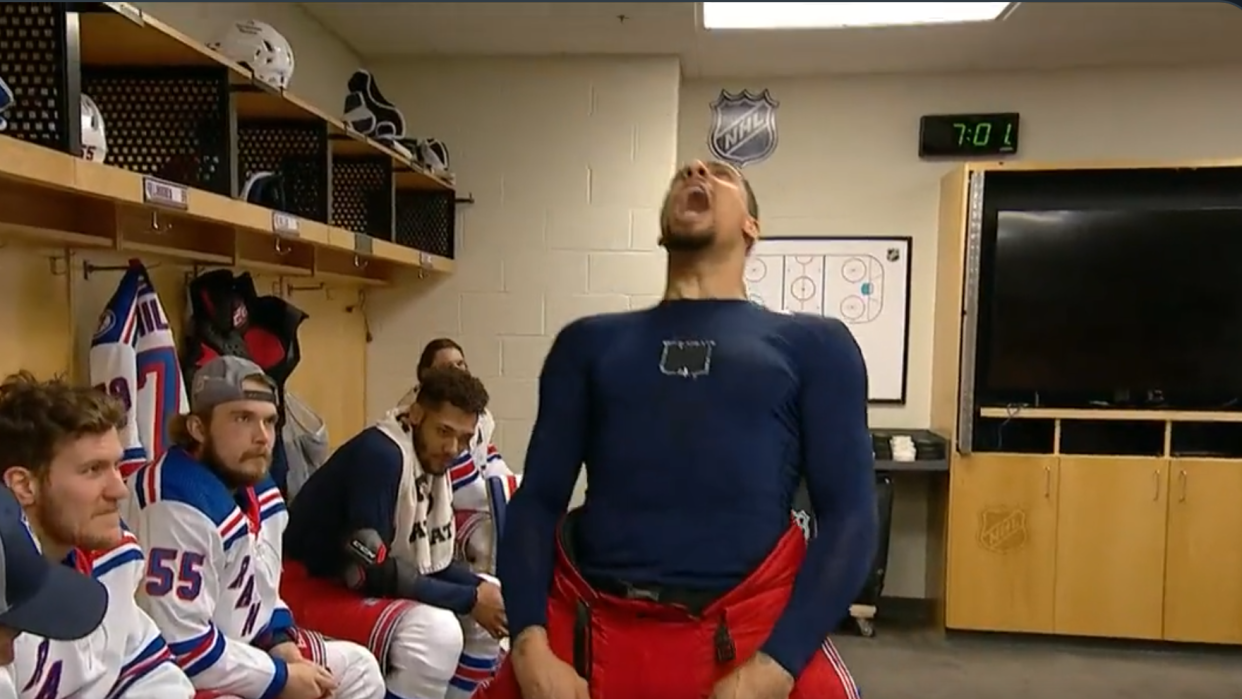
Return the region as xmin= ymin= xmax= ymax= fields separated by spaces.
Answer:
xmin=918 ymin=113 xmax=1020 ymax=158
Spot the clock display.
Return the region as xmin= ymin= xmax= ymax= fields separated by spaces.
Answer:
xmin=918 ymin=113 xmax=1020 ymax=158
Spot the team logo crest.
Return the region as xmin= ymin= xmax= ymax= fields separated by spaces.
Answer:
xmin=708 ymin=89 xmax=780 ymax=168
xmin=977 ymin=507 xmax=1027 ymax=554
xmin=232 ymin=301 xmax=249 ymax=328
xmin=659 ymin=340 xmax=715 ymax=379
xmin=93 ymin=309 xmax=117 ymax=341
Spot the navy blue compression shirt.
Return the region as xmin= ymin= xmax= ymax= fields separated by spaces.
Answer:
xmin=497 ymin=299 xmax=877 ymax=677
xmin=285 ymin=428 xmax=482 ymax=614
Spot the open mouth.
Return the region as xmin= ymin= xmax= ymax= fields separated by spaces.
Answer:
xmin=682 ymin=184 xmax=712 ymax=214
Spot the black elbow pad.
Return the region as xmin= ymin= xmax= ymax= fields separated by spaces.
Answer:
xmin=342 ymin=529 xmax=394 ymax=595
xmin=341 ymin=529 xmax=425 ymax=599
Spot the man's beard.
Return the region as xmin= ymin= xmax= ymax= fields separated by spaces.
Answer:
xmin=411 ymin=426 xmax=447 ymax=476
xmin=202 ymin=439 xmax=271 ymax=489
xmin=35 ymin=494 xmax=118 ymax=552
xmin=660 ymin=224 xmax=715 ymax=252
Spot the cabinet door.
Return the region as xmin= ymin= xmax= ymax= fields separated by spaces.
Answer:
xmin=1164 ymin=459 xmax=1242 ymax=645
xmin=1054 ymin=456 xmax=1168 ymax=639
xmin=946 ymin=454 xmax=1058 ymax=633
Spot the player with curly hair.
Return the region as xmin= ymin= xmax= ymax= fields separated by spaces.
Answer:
xmin=282 ymin=366 xmax=507 ymax=699
xmin=0 ymin=371 xmax=195 ymax=699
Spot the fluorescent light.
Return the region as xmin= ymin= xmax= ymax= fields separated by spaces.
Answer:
xmin=701 ymin=2 xmax=1015 ymax=30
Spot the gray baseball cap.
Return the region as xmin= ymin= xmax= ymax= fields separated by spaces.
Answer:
xmin=190 ymin=356 xmax=279 ymax=413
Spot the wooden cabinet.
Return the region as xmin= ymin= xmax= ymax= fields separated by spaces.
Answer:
xmin=1053 ymin=457 xmax=1169 ymax=639
xmin=946 ymin=448 xmax=1242 ymax=644
xmin=946 ymin=454 xmax=1059 ymax=633
xmin=1164 ymin=459 xmax=1242 ymax=644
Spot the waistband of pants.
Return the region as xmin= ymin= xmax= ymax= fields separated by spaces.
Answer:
xmin=581 ymin=574 xmax=727 ymax=615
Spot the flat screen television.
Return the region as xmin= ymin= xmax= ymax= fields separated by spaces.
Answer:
xmin=979 ymin=208 xmax=1242 ymax=409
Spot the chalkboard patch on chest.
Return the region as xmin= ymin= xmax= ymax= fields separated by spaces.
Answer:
xmin=659 ymin=340 xmax=715 ymax=378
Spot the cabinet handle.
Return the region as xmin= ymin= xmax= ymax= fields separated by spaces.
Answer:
xmin=1153 ymin=470 xmax=1161 ymax=501
xmin=1178 ymin=470 xmax=1187 ymax=502
xmin=1044 ymin=466 xmax=1051 ymax=498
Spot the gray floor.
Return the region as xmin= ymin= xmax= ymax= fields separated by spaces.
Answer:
xmin=834 ymin=629 xmax=1242 ymax=698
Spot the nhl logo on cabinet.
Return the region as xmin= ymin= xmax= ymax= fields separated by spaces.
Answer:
xmin=708 ymin=89 xmax=780 ymax=168
xmin=977 ymin=507 xmax=1027 ymax=553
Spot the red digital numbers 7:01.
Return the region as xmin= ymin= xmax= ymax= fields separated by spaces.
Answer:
xmin=144 ymin=547 xmax=206 ymax=601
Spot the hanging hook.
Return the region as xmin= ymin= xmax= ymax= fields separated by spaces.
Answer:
xmin=150 ymin=211 xmax=172 ymax=234
xmin=47 ymin=250 xmax=72 ymax=277
xmin=353 ymin=255 xmax=368 ymax=269
xmin=274 ymin=237 xmax=291 ymax=256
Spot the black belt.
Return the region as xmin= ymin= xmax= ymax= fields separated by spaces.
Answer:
xmin=583 ymin=575 xmax=724 ymax=615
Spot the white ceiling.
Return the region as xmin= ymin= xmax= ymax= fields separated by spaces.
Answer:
xmin=299 ymin=2 xmax=1242 ymax=78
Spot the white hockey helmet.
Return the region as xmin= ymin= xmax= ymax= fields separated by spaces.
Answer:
xmin=80 ymin=94 xmax=107 ymax=164
xmin=209 ymin=20 xmax=295 ymax=90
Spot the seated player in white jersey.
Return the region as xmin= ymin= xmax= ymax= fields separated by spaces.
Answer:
xmin=123 ymin=357 xmax=385 ymax=699
xmin=398 ymin=339 xmax=514 ymax=491
xmin=0 ymin=372 xmax=195 ymax=699
xmin=0 ymin=470 xmax=111 ymax=687
xmin=283 ymin=367 xmax=506 ymax=699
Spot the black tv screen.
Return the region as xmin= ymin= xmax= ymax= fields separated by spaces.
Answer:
xmin=980 ymin=208 xmax=1242 ymax=406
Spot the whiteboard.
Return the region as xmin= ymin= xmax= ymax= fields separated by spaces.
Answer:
xmin=746 ymin=237 xmax=912 ymax=404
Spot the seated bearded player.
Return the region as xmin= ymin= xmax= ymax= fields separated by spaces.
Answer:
xmin=399 ymin=338 xmax=515 ymax=491
xmin=0 ymin=372 xmax=196 ymax=699
xmin=282 ymin=367 xmax=506 ymax=699
xmin=406 ymin=338 xmax=521 ymax=577
xmin=123 ymin=357 xmax=385 ymax=699
xmin=480 ymin=161 xmax=877 ymax=699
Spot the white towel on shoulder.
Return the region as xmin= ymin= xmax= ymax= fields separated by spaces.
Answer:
xmin=372 ymin=408 xmax=456 ymax=575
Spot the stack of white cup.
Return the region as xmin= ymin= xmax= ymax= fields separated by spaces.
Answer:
xmin=890 ymin=434 xmax=916 ymax=462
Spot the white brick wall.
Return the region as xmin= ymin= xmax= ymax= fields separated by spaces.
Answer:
xmin=364 ymin=57 xmax=681 ymax=501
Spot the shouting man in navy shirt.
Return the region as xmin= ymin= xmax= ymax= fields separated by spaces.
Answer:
xmin=479 ymin=160 xmax=877 ymax=699
xmin=281 ymin=367 xmax=507 ymax=699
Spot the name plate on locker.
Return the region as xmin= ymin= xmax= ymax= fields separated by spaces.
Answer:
xmin=419 ymin=252 xmax=432 ymax=267
xmin=271 ymin=211 xmax=300 ymax=237
xmin=353 ymin=233 xmax=373 ymax=255
xmin=142 ymin=177 xmax=188 ymax=210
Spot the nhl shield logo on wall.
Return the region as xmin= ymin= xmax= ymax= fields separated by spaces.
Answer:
xmin=708 ymin=89 xmax=780 ymax=168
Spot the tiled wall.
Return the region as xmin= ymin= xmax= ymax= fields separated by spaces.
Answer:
xmin=363 ymin=57 xmax=681 ymax=504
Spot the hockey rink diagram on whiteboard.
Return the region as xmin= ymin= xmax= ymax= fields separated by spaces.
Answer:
xmin=745 ymin=254 xmax=887 ymax=322
xmin=746 ymin=237 xmax=912 ymax=403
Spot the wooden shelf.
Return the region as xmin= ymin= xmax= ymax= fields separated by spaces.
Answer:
xmin=82 ymin=2 xmax=450 ymax=192
xmin=0 ymin=135 xmax=451 ymax=284
xmin=232 ymin=87 xmax=450 ymax=193
xmin=81 ymin=4 xmax=249 ymax=73
xmin=41 ymin=2 xmax=457 ymax=279
xmin=978 ymin=406 xmax=1242 ymax=423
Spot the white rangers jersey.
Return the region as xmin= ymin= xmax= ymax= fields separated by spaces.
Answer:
xmin=0 ymin=666 xmax=17 ymax=699
xmin=89 ymin=263 xmax=189 ymax=478
xmin=11 ymin=529 xmax=194 ymax=699
xmin=126 ymin=448 xmax=293 ymax=699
